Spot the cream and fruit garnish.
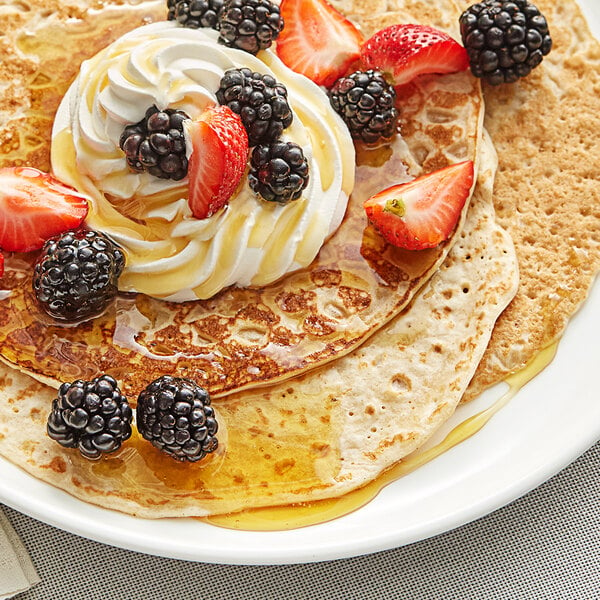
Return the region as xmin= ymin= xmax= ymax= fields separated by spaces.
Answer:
xmin=51 ymin=21 xmax=355 ymax=301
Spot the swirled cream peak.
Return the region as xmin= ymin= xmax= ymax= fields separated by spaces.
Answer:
xmin=51 ymin=21 xmax=354 ymax=301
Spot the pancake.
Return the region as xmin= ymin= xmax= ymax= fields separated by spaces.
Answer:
xmin=0 ymin=131 xmax=519 ymax=516
xmin=459 ymin=0 xmax=600 ymax=400
xmin=0 ymin=0 xmax=483 ymax=400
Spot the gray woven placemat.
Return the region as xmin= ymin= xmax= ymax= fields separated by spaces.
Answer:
xmin=5 ymin=440 xmax=600 ymax=600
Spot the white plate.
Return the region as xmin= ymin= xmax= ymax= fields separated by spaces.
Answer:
xmin=1 ymin=1 xmax=599 ymax=566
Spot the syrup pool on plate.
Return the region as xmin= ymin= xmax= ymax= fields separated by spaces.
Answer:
xmin=204 ymin=342 xmax=560 ymax=531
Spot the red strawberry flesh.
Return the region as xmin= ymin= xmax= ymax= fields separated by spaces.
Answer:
xmin=277 ymin=0 xmax=364 ymax=87
xmin=187 ymin=106 xmax=249 ymax=220
xmin=363 ymin=160 xmax=474 ymax=250
xmin=361 ymin=24 xmax=469 ymax=86
xmin=0 ymin=167 xmax=88 ymax=253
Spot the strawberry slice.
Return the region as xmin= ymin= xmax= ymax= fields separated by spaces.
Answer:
xmin=360 ymin=24 xmax=469 ymax=86
xmin=0 ymin=252 xmax=4 ymax=278
xmin=187 ymin=105 xmax=249 ymax=220
xmin=0 ymin=167 xmax=88 ymax=253
xmin=276 ymin=0 xmax=364 ymax=88
xmin=363 ymin=160 xmax=474 ymax=250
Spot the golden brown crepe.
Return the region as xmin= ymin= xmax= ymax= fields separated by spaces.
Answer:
xmin=459 ymin=0 xmax=600 ymax=399
xmin=0 ymin=0 xmax=508 ymax=517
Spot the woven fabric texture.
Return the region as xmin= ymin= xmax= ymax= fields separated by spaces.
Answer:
xmin=3 ymin=441 xmax=599 ymax=600
xmin=0 ymin=511 xmax=39 ymax=599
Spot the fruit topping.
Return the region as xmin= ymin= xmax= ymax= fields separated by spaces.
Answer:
xmin=119 ymin=105 xmax=190 ymax=180
xmin=187 ymin=105 xmax=249 ymax=219
xmin=168 ymin=0 xmax=224 ymax=29
xmin=0 ymin=167 xmax=88 ymax=253
xmin=459 ymin=0 xmax=552 ymax=85
xmin=364 ymin=160 xmax=474 ymax=250
xmin=329 ymin=70 xmax=398 ymax=144
xmin=249 ymin=140 xmax=309 ymax=204
xmin=0 ymin=253 xmax=4 ymax=278
xmin=218 ymin=0 xmax=284 ymax=54
xmin=47 ymin=375 xmax=132 ymax=460
xmin=360 ymin=24 xmax=469 ymax=87
xmin=33 ymin=230 xmax=125 ymax=323
xmin=136 ymin=375 xmax=219 ymax=463
xmin=216 ymin=68 xmax=293 ymax=147
xmin=276 ymin=0 xmax=364 ymax=87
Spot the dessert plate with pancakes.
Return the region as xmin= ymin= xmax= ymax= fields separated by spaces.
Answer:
xmin=0 ymin=0 xmax=598 ymax=563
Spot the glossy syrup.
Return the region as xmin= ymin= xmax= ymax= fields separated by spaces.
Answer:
xmin=2 ymin=1 xmax=166 ymax=171
xmin=204 ymin=342 xmax=560 ymax=530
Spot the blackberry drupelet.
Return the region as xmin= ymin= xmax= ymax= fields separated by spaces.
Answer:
xmin=217 ymin=0 xmax=283 ymax=54
xmin=33 ymin=230 xmax=125 ymax=323
xmin=248 ymin=141 xmax=309 ymax=204
xmin=167 ymin=0 xmax=223 ymax=29
xmin=459 ymin=0 xmax=552 ymax=85
xmin=47 ymin=375 xmax=132 ymax=460
xmin=216 ymin=68 xmax=293 ymax=146
xmin=136 ymin=376 xmax=219 ymax=463
xmin=119 ymin=105 xmax=190 ymax=180
xmin=328 ymin=70 xmax=398 ymax=144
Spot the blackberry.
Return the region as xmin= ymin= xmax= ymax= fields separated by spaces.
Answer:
xmin=216 ymin=68 xmax=293 ymax=146
xmin=119 ymin=105 xmax=190 ymax=180
xmin=47 ymin=375 xmax=132 ymax=460
xmin=136 ymin=375 xmax=219 ymax=463
xmin=328 ymin=70 xmax=398 ymax=144
xmin=459 ymin=0 xmax=552 ymax=85
xmin=248 ymin=141 xmax=309 ymax=204
xmin=33 ymin=230 xmax=125 ymax=323
xmin=167 ymin=0 xmax=223 ymax=29
xmin=217 ymin=0 xmax=283 ymax=54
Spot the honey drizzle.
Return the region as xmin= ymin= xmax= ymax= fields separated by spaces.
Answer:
xmin=204 ymin=342 xmax=559 ymax=531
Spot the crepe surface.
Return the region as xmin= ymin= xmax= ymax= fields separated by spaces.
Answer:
xmin=0 ymin=0 xmax=483 ymax=399
xmin=459 ymin=0 xmax=600 ymax=399
xmin=335 ymin=0 xmax=600 ymax=399
xmin=0 ymin=132 xmax=518 ymax=516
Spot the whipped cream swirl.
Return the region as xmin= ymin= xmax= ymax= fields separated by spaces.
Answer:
xmin=51 ymin=21 xmax=354 ymax=301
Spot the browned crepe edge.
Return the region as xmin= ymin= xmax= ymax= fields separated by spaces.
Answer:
xmin=461 ymin=0 xmax=600 ymax=400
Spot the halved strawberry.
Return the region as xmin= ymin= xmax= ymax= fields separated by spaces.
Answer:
xmin=363 ymin=160 xmax=474 ymax=250
xmin=187 ymin=105 xmax=249 ymax=220
xmin=0 ymin=167 xmax=88 ymax=253
xmin=360 ymin=24 xmax=469 ymax=86
xmin=276 ymin=0 xmax=364 ymax=88
xmin=0 ymin=252 xmax=4 ymax=278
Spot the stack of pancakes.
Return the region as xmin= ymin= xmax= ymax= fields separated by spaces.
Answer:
xmin=0 ymin=0 xmax=597 ymax=518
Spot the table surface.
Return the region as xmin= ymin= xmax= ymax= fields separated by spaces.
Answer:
xmin=4 ymin=440 xmax=598 ymax=600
